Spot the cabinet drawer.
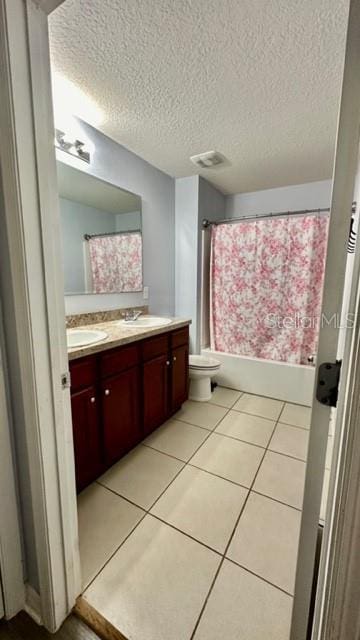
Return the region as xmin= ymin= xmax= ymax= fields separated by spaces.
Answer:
xmin=100 ymin=344 xmax=139 ymax=378
xmin=171 ymin=327 xmax=189 ymax=349
xmin=142 ymin=334 xmax=169 ymax=361
xmin=70 ymin=357 xmax=97 ymax=391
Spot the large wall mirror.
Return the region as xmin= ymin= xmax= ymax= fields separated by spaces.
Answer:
xmin=57 ymin=161 xmax=143 ymax=295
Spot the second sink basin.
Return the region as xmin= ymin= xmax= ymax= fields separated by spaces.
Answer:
xmin=67 ymin=328 xmax=108 ymax=348
xmin=119 ymin=316 xmax=172 ymax=328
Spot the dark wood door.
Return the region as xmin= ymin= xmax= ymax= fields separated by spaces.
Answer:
xmin=171 ymin=344 xmax=189 ymax=412
xmin=70 ymin=385 xmax=102 ymax=493
xmin=143 ymin=354 xmax=169 ymax=436
xmin=102 ymin=367 xmax=141 ymax=467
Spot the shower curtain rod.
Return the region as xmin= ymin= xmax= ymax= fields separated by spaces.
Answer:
xmin=202 ymin=207 xmax=330 ymax=228
xmin=84 ymin=229 xmax=141 ymax=240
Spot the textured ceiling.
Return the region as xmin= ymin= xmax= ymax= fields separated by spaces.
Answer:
xmin=49 ymin=0 xmax=349 ymax=194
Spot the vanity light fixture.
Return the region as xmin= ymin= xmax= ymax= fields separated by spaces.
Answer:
xmin=55 ymin=128 xmax=90 ymax=163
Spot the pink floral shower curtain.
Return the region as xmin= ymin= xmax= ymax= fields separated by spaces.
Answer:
xmin=210 ymin=215 xmax=329 ymax=364
xmin=89 ymin=232 xmax=142 ymax=293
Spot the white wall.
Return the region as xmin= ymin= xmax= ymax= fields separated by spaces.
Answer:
xmin=58 ymin=117 xmax=175 ymax=316
xmin=175 ymin=176 xmax=225 ymax=351
xmin=226 ymin=179 xmax=332 ymax=218
xmin=175 ymin=176 xmax=199 ymax=350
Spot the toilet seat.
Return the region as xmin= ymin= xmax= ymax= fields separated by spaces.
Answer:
xmin=189 ymin=355 xmax=220 ymax=370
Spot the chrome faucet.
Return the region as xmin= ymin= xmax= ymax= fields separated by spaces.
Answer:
xmin=123 ymin=309 xmax=142 ymax=322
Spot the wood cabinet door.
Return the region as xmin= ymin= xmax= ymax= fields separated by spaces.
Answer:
xmin=102 ymin=367 xmax=141 ymax=467
xmin=70 ymin=385 xmax=101 ymax=493
xmin=143 ymin=354 xmax=169 ymax=436
xmin=171 ymin=344 xmax=189 ymax=412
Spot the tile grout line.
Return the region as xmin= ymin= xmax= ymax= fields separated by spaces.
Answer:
xmin=82 ymin=506 xmax=148 ymax=593
xmin=149 ymin=513 xmax=224 ymax=557
xmin=144 ymin=405 xmax=309 ymax=485
xmin=143 ymin=422 xmax=309 ymax=462
xmin=250 ymin=489 xmax=302 ymax=513
xmin=234 ymin=391 xmax=311 ymax=408
xmin=174 ymin=405 xmax=311 ymax=440
xmin=230 ymin=408 xmax=284 ymax=423
xmin=97 ymin=462 xmax=303 ymax=514
xmin=153 ymin=418 xmax=211 ymax=433
xmin=83 ymin=400 xmax=238 ymax=596
xmin=226 ymin=557 xmax=294 ymax=598
xmin=96 ymin=480 xmax=149 ymax=512
xmin=188 ymin=403 xmax=283 ymax=639
xmin=88 ymin=395 xmax=305 ymax=595
xmin=277 ymin=422 xmax=310 ymax=432
xmin=266 ymin=447 xmax=307 ymax=464
xmin=83 ymin=391 xmax=305 ymax=635
xmin=88 ymin=396 xmax=303 ymax=593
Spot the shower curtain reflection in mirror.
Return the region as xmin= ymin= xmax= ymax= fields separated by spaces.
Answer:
xmin=210 ymin=214 xmax=329 ymax=365
xmin=88 ymin=231 xmax=143 ymax=293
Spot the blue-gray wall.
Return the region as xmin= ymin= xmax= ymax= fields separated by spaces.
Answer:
xmin=60 ymin=198 xmax=142 ymax=294
xmin=226 ymin=180 xmax=332 ymax=218
xmin=116 ymin=211 xmax=141 ymax=232
xmin=58 ymin=117 xmax=175 ymax=316
xmin=175 ymin=176 xmax=199 ymax=349
xmin=175 ymin=175 xmax=225 ymax=351
xmin=60 ymin=197 xmax=115 ymax=293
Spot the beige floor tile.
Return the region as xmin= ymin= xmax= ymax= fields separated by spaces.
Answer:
xmin=144 ymin=418 xmax=209 ymax=461
xmin=191 ymin=433 xmax=264 ymax=488
xmin=151 ymin=466 xmax=248 ymax=552
xmin=77 ymin=483 xmax=144 ymax=589
xmin=84 ymin=515 xmax=220 ymax=640
xmin=280 ymin=403 xmax=312 ymax=429
xmin=227 ymin=492 xmax=301 ymax=594
xmin=174 ymin=400 xmax=228 ymax=430
xmin=193 ymin=560 xmax=292 ymax=640
xmin=269 ymin=423 xmax=309 ymax=461
xmin=233 ymin=393 xmax=284 ymax=420
xmin=253 ymin=451 xmax=306 ymax=509
xmin=209 ymin=386 xmax=242 ymax=408
xmin=216 ymin=410 xmax=275 ymax=447
xmin=98 ymin=445 xmax=184 ymax=510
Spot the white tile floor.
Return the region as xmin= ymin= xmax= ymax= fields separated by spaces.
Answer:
xmin=78 ymin=388 xmax=317 ymax=640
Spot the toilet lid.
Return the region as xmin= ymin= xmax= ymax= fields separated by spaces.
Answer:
xmin=189 ymin=355 xmax=220 ymax=370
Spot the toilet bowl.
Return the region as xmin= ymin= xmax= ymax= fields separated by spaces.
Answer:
xmin=189 ymin=355 xmax=221 ymax=402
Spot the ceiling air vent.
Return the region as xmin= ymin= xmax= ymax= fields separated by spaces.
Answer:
xmin=190 ymin=150 xmax=227 ymax=169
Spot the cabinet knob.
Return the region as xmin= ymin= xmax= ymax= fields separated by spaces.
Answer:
xmin=173 ymin=356 xmax=177 ymax=362
xmin=104 ymin=389 xmax=110 ymax=396
xmin=90 ymin=396 xmax=96 ymax=404
xmin=166 ymin=360 xmax=170 ymax=366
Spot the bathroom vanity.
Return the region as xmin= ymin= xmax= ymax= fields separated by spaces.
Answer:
xmin=68 ymin=320 xmax=190 ymax=492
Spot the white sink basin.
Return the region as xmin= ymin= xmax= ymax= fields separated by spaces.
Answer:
xmin=67 ymin=328 xmax=108 ymax=348
xmin=119 ymin=316 xmax=172 ymax=328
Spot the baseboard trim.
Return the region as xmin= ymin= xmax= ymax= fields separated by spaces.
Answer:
xmin=24 ymin=584 xmax=42 ymax=626
xmin=74 ymin=596 xmax=128 ymax=640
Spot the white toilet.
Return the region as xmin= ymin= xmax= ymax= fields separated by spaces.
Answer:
xmin=189 ymin=355 xmax=221 ymax=402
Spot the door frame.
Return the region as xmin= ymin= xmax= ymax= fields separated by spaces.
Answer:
xmin=314 ymin=229 xmax=360 ymax=638
xmin=1 ymin=0 xmax=360 ymax=635
xmin=291 ymin=2 xmax=360 ymax=637
xmin=0 ymin=300 xmax=24 ymax=618
xmin=0 ymin=0 xmax=80 ymax=631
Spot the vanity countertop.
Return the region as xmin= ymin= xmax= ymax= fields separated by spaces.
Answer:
xmin=67 ymin=316 xmax=191 ymax=360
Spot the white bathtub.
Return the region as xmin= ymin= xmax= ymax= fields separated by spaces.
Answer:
xmin=201 ymin=347 xmax=315 ymax=406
